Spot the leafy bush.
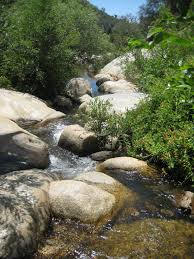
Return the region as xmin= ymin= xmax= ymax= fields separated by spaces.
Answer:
xmin=84 ymin=98 xmax=132 ymax=150
xmin=0 ymin=76 xmax=11 ymax=89
xmin=124 ymin=9 xmax=194 ymax=182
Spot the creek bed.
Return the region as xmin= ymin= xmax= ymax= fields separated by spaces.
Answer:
xmin=28 ymin=117 xmax=194 ymax=259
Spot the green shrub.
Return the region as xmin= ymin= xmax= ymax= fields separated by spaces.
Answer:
xmin=123 ymin=10 xmax=194 ymax=182
xmin=0 ymin=76 xmax=11 ymax=89
xmin=84 ymin=98 xmax=132 ymax=149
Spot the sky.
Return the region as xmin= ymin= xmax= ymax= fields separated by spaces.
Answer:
xmin=89 ymin=0 xmax=146 ymax=17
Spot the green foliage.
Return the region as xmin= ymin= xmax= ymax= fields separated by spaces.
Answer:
xmin=0 ymin=76 xmax=11 ymax=89
xmin=139 ymin=0 xmax=193 ymax=32
xmin=84 ymin=98 xmax=132 ymax=149
xmin=124 ymin=7 xmax=194 ymax=182
xmin=0 ymin=0 xmax=113 ymax=99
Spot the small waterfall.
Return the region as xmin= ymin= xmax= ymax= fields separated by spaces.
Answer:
xmin=44 ymin=119 xmax=97 ymax=178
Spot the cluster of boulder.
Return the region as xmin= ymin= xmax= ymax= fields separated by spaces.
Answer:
xmin=54 ymin=78 xmax=92 ymax=111
xmin=0 ymin=89 xmax=65 ymax=173
xmin=0 ymin=54 xmax=193 ymax=259
xmin=0 ymin=144 xmax=160 ymax=258
xmin=0 ymin=168 xmax=128 ymax=258
xmin=79 ymin=54 xmax=146 ymax=114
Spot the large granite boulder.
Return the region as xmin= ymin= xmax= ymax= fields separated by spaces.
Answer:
xmin=99 ymin=53 xmax=134 ymax=80
xmin=58 ymin=124 xmax=98 ymax=155
xmin=99 ymin=80 xmax=137 ymax=94
xmin=97 ymin=157 xmax=158 ymax=177
xmin=0 ymin=170 xmax=62 ymax=259
xmin=65 ymin=78 xmax=92 ymax=102
xmin=0 ymin=117 xmax=49 ymax=173
xmin=49 ymin=180 xmax=116 ymax=223
xmin=0 ymin=89 xmax=64 ymax=124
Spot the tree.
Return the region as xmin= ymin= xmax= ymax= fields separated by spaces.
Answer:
xmin=139 ymin=0 xmax=193 ymax=32
xmin=0 ymin=0 xmax=113 ymax=98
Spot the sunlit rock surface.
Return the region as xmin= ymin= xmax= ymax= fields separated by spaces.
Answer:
xmin=49 ymin=180 xmax=116 ymax=223
xmin=99 ymin=53 xmax=135 ymax=80
xmin=65 ymin=78 xmax=92 ymax=102
xmin=97 ymin=157 xmax=158 ymax=177
xmin=99 ymin=79 xmax=137 ymax=94
xmin=94 ymin=73 xmax=113 ymax=86
xmin=0 ymin=89 xmax=64 ymax=124
xmin=75 ymin=171 xmax=122 ymax=194
xmin=58 ymin=124 xmax=99 ymax=155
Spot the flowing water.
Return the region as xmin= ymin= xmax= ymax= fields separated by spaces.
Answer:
xmin=29 ymin=74 xmax=194 ymax=258
xmin=31 ymin=118 xmax=194 ymax=259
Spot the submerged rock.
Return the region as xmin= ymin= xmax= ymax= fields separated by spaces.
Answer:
xmin=97 ymin=157 xmax=157 ymax=177
xmin=65 ymin=78 xmax=92 ymax=102
xmin=88 ymin=218 xmax=194 ymax=258
xmin=0 ymin=117 xmax=49 ymax=173
xmin=0 ymin=89 xmax=64 ymax=124
xmin=49 ymin=180 xmax=116 ymax=223
xmin=58 ymin=124 xmax=98 ymax=155
xmin=0 ymin=169 xmax=62 ymax=259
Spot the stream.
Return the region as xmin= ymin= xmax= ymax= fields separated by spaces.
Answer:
xmin=28 ymin=74 xmax=194 ymax=258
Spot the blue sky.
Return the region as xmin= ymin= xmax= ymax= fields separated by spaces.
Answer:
xmin=89 ymin=0 xmax=146 ymax=17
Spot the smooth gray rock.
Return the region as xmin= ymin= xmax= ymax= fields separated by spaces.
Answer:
xmin=49 ymin=180 xmax=116 ymax=223
xmin=97 ymin=157 xmax=157 ymax=177
xmin=65 ymin=78 xmax=92 ymax=102
xmin=0 ymin=169 xmax=62 ymax=259
xmin=0 ymin=117 xmax=49 ymax=173
xmin=99 ymin=53 xmax=135 ymax=80
xmin=58 ymin=124 xmax=98 ymax=155
xmin=0 ymin=89 xmax=64 ymax=124
xmin=78 ymin=94 xmax=93 ymax=104
xmin=93 ymin=93 xmax=146 ymax=114
xmin=75 ymin=171 xmax=122 ymax=194
xmin=94 ymin=73 xmax=113 ymax=86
